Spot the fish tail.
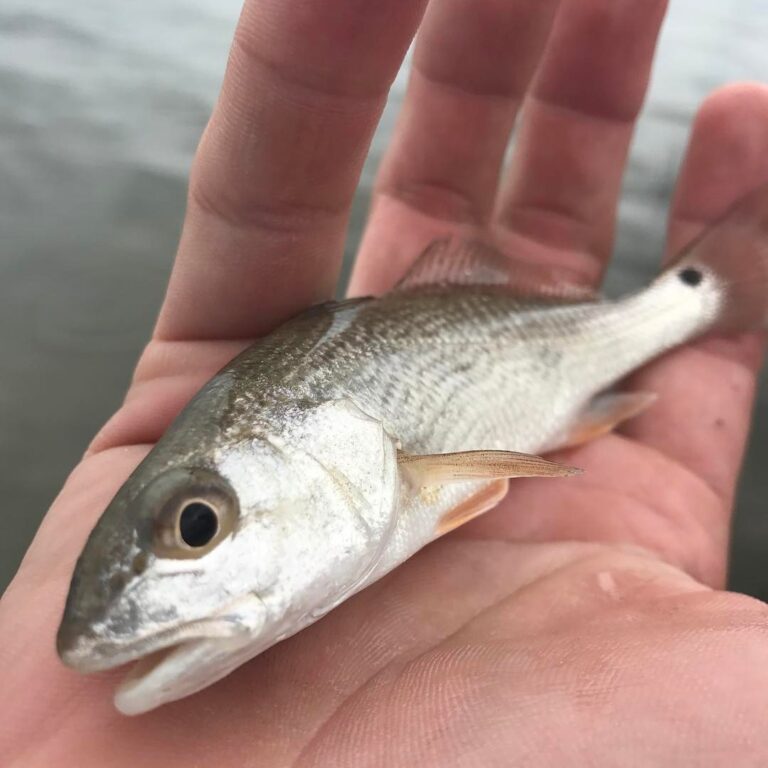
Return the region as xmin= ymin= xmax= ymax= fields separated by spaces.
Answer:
xmin=666 ymin=183 xmax=768 ymax=332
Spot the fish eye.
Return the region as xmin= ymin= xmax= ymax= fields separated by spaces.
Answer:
xmin=150 ymin=469 xmax=238 ymax=559
xmin=678 ymin=266 xmax=703 ymax=287
xmin=179 ymin=502 xmax=219 ymax=547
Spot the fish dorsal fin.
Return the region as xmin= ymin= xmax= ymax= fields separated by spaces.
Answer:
xmin=302 ymin=296 xmax=372 ymax=318
xmin=397 ymin=449 xmax=581 ymax=486
xmin=395 ymin=237 xmax=598 ymax=302
xmin=395 ymin=238 xmax=512 ymax=289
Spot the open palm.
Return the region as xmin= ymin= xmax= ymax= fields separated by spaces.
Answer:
xmin=4 ymin=1 xmax=768 ymax=765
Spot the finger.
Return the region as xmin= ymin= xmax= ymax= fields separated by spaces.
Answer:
xmin=622 ymin=84 xmax=768 ymax=505
xmin=494 ymin=0 xmax=668 ymax=282
xmin=350 ymin=0 xmax=561 ymax=295
xmin=155 ymin=0 xmax=428 ymax=342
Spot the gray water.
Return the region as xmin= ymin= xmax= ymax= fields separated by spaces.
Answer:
xmin=1 ymin=0 xmax=767 ymax=595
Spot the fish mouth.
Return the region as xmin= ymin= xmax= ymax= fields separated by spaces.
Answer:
xmin=59 ymin=595 xmax=269 ymax=714
xmin=114 ymin=634 xmax=253 ymax=715
xmin=58 ymin=614 xmax=248 ymax=673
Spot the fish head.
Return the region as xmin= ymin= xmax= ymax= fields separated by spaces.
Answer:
xmin=57 ymin=390 xmax=400 ymax=714
xmin=56 ymin=452 xmax=283 ymax=705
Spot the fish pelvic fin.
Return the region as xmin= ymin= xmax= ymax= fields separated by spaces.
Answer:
xmin=398 ymin=449 xmax=581 ymax=486
xmin=664 ymin=183 xmax=768 ymax=332
xmin=435 ymin=479 xmax=509 ymax=536
xmin=552 ymin=391 xmax=657 ymax=451
xmin=396 ymin=237 xmax=598 ymax=302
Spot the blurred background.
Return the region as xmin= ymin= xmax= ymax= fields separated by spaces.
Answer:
xmin=1 ymin=0 xmax=767 ymax=596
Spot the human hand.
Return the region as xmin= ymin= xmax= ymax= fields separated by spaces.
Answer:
xmin=3 ymin=1 xmax=768 ymax=765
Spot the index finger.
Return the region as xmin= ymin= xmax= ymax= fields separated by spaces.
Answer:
xmin=155 ymin=0 xmax=428 ymax=342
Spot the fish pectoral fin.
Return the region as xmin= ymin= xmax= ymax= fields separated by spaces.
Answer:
xmin=557 ymin=391 xmax=657 ymax=449
xmin=398 ymin=449 xmax=581 ymax=486
xmin=436 ymin=479 xmax=509 ymax=536
xmin=395 ymin=237 xmax=598 ymax=302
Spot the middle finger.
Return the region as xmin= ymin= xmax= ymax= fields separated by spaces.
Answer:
xmin=494 ymin=0 xmax=669 ymax=283
xmin=351 ymin=0 xmax=561 ymax=295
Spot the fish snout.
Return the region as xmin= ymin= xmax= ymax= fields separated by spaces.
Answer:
xmin=56 ymin=564 xmax=147 ymax=672
xmin=56 ymin=616 xmax=113 ymax=673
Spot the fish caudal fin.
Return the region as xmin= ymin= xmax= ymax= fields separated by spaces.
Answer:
xmin=667 ymin=183 xmax=768 ymax=332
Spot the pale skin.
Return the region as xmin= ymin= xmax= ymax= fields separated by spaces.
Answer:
xmin=3 ymin=0 xmax=768 ymax=764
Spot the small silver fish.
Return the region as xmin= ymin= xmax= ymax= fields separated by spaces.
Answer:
xmin=57 ymin=188 xmax=768 ymax=714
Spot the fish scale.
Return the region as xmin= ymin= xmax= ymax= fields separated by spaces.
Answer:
xmin=239 ymin=286 xmax=699 ymax=456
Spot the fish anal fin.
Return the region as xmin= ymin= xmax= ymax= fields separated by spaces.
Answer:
xmin=396 ymin=237 xmax=597 ymax=302
xmin=436 ymin=479 xmax=509 ymax=536
xmin=398 ymin=449 xmax=581 ymax=486
xmin=557 ymin=391 xmax=657 ymax=450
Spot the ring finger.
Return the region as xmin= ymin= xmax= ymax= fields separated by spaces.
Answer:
xmin=352 ymin=0 xmax=669 ymax=295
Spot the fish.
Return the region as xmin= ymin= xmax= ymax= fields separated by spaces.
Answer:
xmin=56 ymin=186 xmax=768 ymax=715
